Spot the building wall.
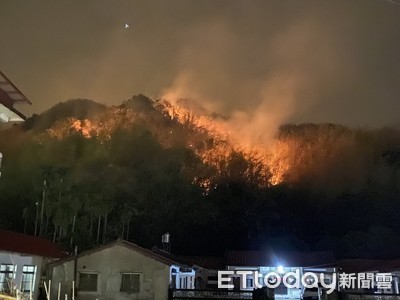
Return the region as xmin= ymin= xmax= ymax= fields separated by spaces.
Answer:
xmin=0 ymin=251 xmax=45 ymax=300
xmin=50 ymin=245 xmax=172 ymax=300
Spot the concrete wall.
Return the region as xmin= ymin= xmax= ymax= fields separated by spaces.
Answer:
xmin=0 ymin=251 xmax=46 ymax=300
xmin=50 ymin=245 xmax=172 ymax=300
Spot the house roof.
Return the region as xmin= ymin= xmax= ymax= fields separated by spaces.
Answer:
xmin=0 ymin=70 xmax=31 ymax=121
xmin=151 ymin=246 xmax=195 ymax=267
xmin=0 ymin=229 xmax=66 ymax=258
xmin=372 ymin=259 xmax=400 ymax=272
xmin=184 ymin=256 xmax=225 ymax=270
xmin=335 ymin=259 xmax=384 ymax=273
xmin=50 ymin=240 xmax=193 ymax=268
xmin=333 ymin=259 xmax=400 ymax=273
xmin=225 ymin=250 xmax=335 ymax=268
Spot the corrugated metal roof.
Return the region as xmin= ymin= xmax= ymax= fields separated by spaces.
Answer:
xmin=334 ymin=259 xmax=400 ymax=273
xmin=226 ymin=250 xmax=336 ymax=267
xmin=375 ymin=259 xmax=400 ymax=272
xmin=0 ymin=70 xmax=31 ymax=121
xmin=0 ymin=71 xmax=31 ymax=104
xmin=184 ymin=256 xmax=225 ymax=270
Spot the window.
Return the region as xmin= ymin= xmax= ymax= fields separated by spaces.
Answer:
xmin=21 ymin=265 xmax=37 ymax=292
xmin=79 ymin=272 xmax=98 ymax=292
xmin=0 ymin=264 xmax=16 ymax=293
xmin=120 ymin=273 xmax=140 ymax=293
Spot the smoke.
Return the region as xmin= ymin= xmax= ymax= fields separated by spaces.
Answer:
xmin=2 ymin=0 xmax=399 ymax=127
xmin=161 ymin=17 xmax=345 ymax=147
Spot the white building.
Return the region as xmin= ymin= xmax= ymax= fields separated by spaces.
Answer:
xmin=224 ymin=250 xmax=336 ymax=300
xmin=48 ymin=240 xmax=196 ymax=300
xmin=0 ymin=229 xmax=66 ymax=299
xmin=188 ymin=250 xmax=337 ymax=300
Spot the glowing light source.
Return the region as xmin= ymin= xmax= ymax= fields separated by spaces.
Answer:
xmin=277 ymin=265 xmax=284 ymax=274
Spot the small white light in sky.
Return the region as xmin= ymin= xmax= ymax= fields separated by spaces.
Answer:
xmin=124 ymin=23 xmax=130 ymax=29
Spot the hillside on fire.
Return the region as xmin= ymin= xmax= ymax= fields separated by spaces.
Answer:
xmin=0 ymin=95 xmax=399 ymax=258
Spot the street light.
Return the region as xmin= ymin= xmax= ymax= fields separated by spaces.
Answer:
xmin=277 ymin=265 xmax=285 ymax=274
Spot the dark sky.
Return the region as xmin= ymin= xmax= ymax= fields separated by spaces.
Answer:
xmin=1 ymin=0 xmax=399 ymax=127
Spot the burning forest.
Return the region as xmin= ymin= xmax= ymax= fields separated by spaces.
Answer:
xmin=1 ymin=1 xmax=400 ymax=299
xmin=0 ymin=95 xmax=399 ymax=258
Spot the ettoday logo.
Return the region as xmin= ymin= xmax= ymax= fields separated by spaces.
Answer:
xmin=218 ymin=270 xmax=394 ymax=294
xmin=218 ymin=270 xmax=336 ymax=294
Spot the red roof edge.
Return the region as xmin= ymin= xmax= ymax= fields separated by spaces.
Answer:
xmin=0 ymin=229 xmax=67 ymax=258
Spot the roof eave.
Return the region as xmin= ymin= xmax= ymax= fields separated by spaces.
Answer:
xmin=0 ymin=70 xmax=32 ymax=105
xmin=48 ymin=240 xmax=189 ymax=268
xmin=0 ymin=103 xmax=26 ymax=122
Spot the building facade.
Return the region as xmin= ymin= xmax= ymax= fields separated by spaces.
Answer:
xmin=0 ymin=229 xmax=65 ymax=300
xmin=48 ymin=240 xmax=196 ymax=300
xmin=188 ymin=250 xmax=337 ymax=300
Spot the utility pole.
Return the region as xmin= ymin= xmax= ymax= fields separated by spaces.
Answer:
xmin=39 ymin=179 xmax=47 ymax=237
xmin=73 ymin=245 xmax=78 ymax=299
xmin=34 ymin=202 xmax=39 ymax=236
xmin=23 ymin=206 xmax=28 ymax=234
xmin=0 ymin=152 xmax=2 ymax=179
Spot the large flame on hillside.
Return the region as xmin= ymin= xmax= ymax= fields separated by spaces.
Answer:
xmin=47 ymin=99 xmax=291 ymax=186
xmin=160 ymin=100 xmax=290 ymax=185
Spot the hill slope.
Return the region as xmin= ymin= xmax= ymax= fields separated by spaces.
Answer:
xmin=0 ymin=95 xmax=399 ymax=257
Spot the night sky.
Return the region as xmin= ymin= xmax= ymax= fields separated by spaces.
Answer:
xmin=1 ymin=0 xmax=399 ymax=127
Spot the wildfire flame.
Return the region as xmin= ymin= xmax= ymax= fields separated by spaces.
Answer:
xmin=46 ymin=99 xmax=291 ymax=187
xmin=159 ymin=99 xmax=289 ymax=185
